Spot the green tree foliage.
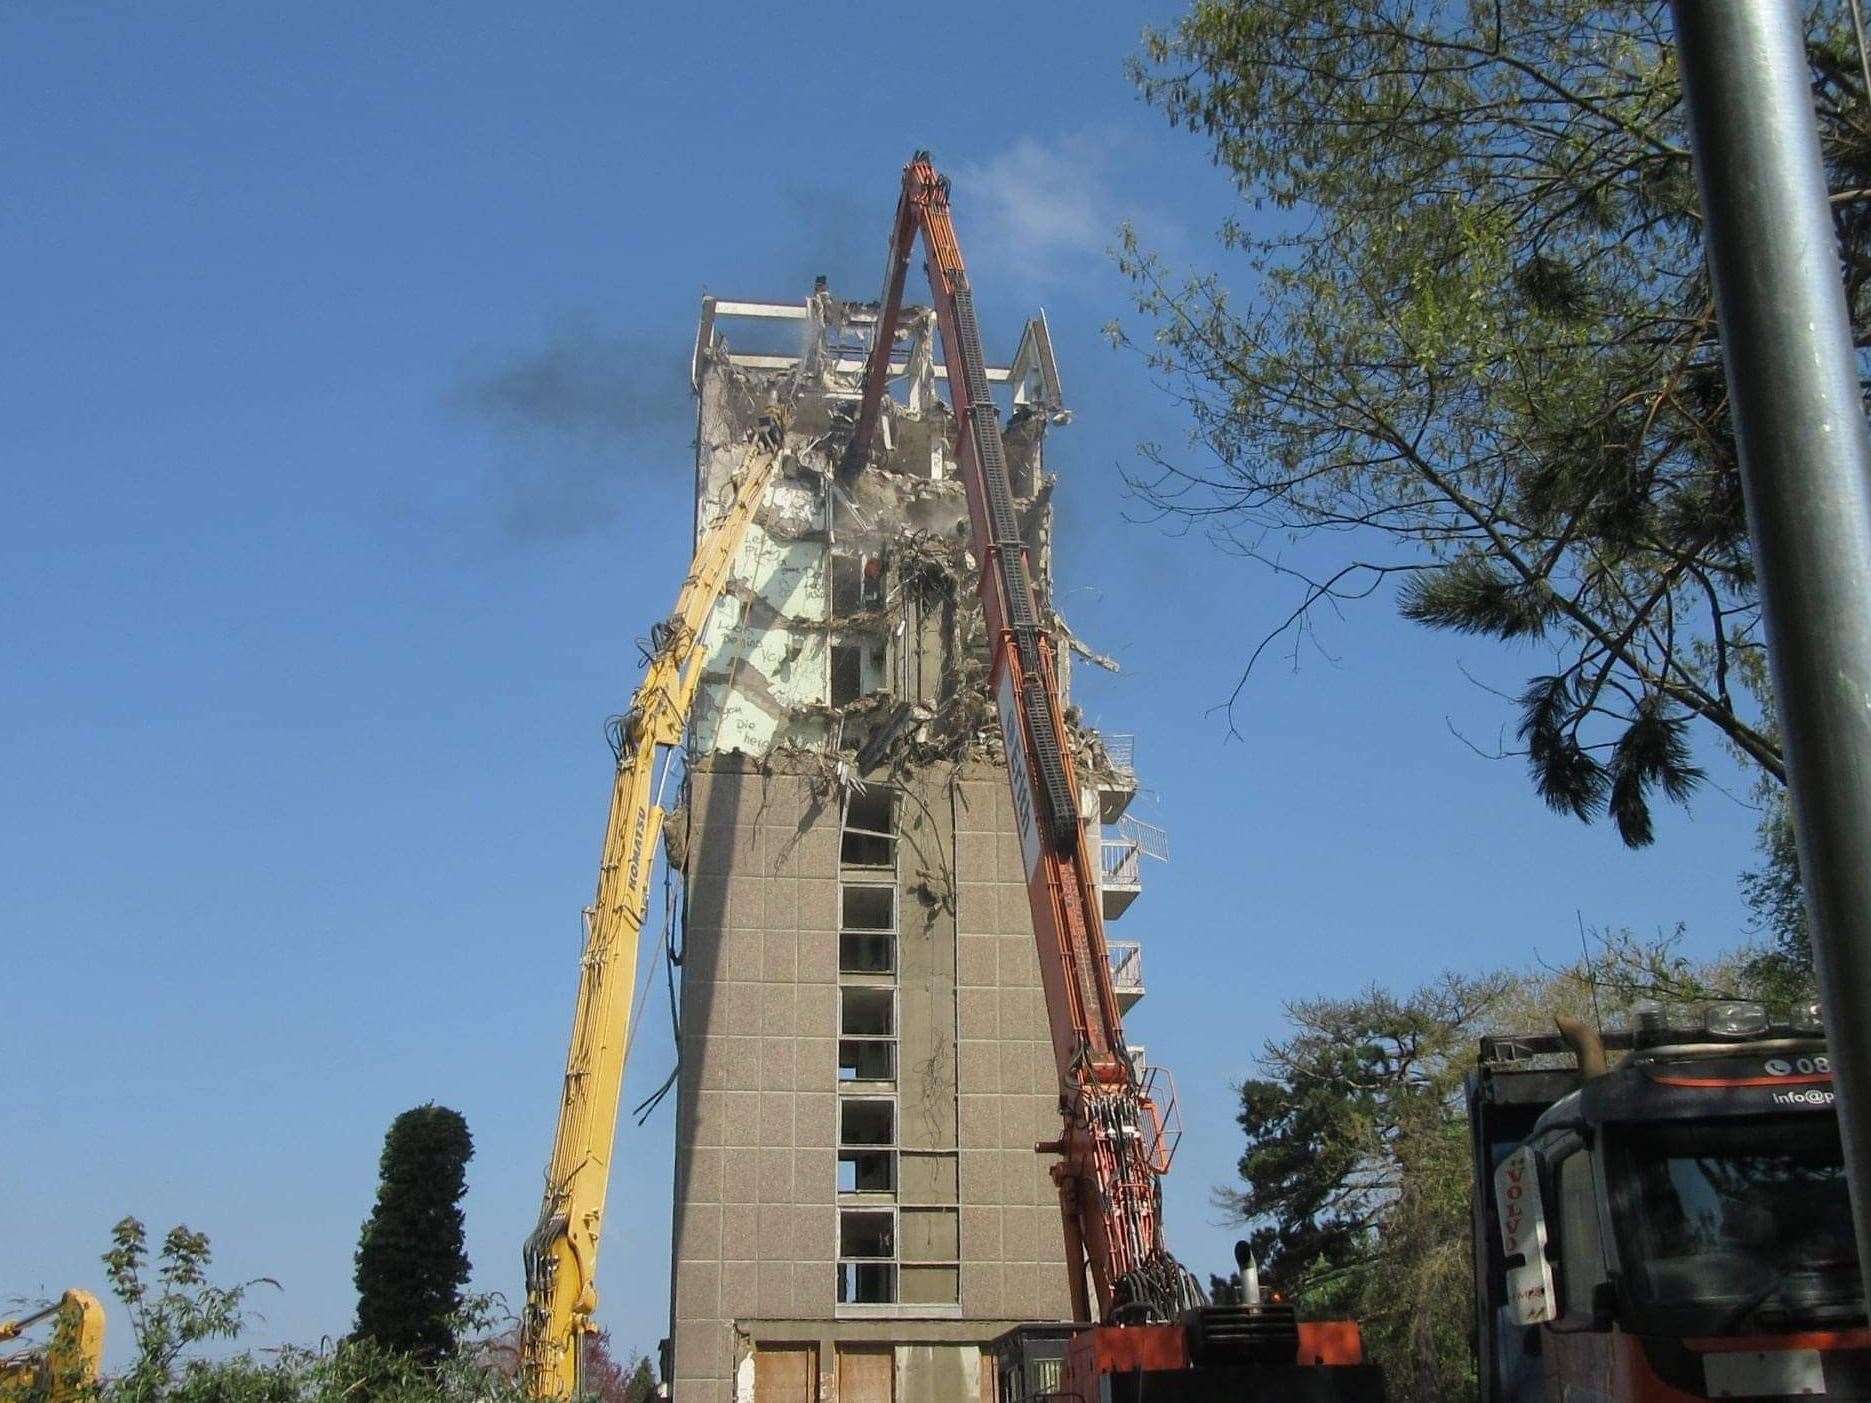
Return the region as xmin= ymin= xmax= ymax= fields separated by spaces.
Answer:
xmin=576 ymin=1333 xmax=655 ymax=1403
xmin=1222 ymin=976 xmax=1498 ymax=1402
xmin=1122 ymin=0 xmax=1871 ymax=846
xmin=1741 ymin=788 xmax=1813 ymax=977
xmin=353 ymin=1106 xmax=474 ymax=1361
xmin=1223 ymin=935 xmax=1797 ymax=1402
xmin=87 ymin=1220 xmax=647 ymax=1403
xmin=100 ymin=1217 xmax=270 ymax=1403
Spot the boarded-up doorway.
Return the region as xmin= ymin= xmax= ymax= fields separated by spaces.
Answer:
xmin=835 ymin=1346 xmax=893 ymax=1403
xmin=755 ymin=1343 xmax=818 ymax=1402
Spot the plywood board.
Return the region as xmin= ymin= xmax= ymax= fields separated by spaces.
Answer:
xmin=754 ymin=1344 xmax=817 ymax=1402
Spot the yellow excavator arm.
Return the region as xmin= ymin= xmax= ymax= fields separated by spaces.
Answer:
xmin=519 ymin=410 xmax=788 ymax=1397
xmin=0 ymin=1291 xmax=105 ymax=1403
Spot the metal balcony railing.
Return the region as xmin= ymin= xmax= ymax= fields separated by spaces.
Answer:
xmin=1100 ymin=839 xmax=1141 ymax=888
xmin=1100 ymin=732 xmax=1136 ymax=777
xmin=1109 ymin=940 xmax=1144 ymax=1002
xmin=1117 ymin=813 xmax=1169 ymax=862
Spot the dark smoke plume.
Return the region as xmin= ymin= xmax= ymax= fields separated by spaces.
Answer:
xmin=778 ymin=182 xmax=874 ymax=294
xmin=453 ymin=316 xmax=691 ymax=542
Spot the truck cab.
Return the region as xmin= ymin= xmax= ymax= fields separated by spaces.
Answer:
xmin=1469 ymin=1004 xmax=1866 ymax=1401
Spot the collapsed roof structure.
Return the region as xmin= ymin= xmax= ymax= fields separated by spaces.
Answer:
xmin=684 ymin=285 xmax=1129 ymax=791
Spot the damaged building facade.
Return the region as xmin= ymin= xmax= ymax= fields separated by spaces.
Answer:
xmin=665 ymin=287 xmax=1163 ymax=1403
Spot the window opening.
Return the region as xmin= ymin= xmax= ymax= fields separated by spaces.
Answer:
xmin=840 ymin=1098 xmax=895 ymax=1147
xmin=837 ymin=1206 xmax=898 ymax=1305
xmin=840 ymin=932 xmax=895 ymax=975
xmin=831 ymin=644 xmax=863 ymax=706
xmin=832 ymin=554 xmax=886 ymax=614
xmin=840 ymin=1038 xmax=896 ymax=1082
xmin=842 ymin=885 xmax=895 ymax=930
xmin=841 ymin=987 xmax=895 ymax=1037
xmin=838 ymin=1149 xmax=896 ymax=1193
xmin=839 ymin=1209 xmax=895 ymax=1258
xmin=837 ymin=1262 xmax=896 ymax=1306
xmin=1557 ymin=1150 xmax=1608 ymax=1318
xmin=841 ymin=788 xmax=897 ymax=868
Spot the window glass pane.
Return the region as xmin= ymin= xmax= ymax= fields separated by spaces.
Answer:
xmin=1557 ymin=1151 xmax=1607 ymax=1317
xmin=1612 ymin=1118 xmax=1858 ymax=1328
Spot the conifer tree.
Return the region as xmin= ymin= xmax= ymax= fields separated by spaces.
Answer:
xmin=353 ymin=1104 xmax=474 ymax=1360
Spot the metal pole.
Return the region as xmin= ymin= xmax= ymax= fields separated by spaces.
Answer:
xmin=1671 ymin=0 xmax=1871 ymax=1276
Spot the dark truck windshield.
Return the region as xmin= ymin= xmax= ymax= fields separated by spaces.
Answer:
xmin=1610 ymin=1117 xmax=1861 ymax=1334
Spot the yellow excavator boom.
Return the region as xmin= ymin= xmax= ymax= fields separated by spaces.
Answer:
xmin=519 ymin=410 xmax=788 ymax=1397
xmin=0 ymin=1290 xmax=105 ymax=1403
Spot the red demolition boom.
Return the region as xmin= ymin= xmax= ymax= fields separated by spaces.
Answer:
xmin=842 ymin=152 xmax=1190 ymax=1328
xmin=841 ymin=153 xmax=1382 ymax=1401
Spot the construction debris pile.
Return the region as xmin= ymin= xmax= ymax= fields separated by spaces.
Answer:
xmin=683 ymin=284 xmax=1124 ymax=796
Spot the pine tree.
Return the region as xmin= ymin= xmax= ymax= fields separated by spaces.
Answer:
xmin=1122 ymin=0 xmax=1871 ymax=845
xmin=353 ymin=1104 xmax=474 ymax=1360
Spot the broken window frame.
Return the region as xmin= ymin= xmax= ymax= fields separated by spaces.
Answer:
xmin=829 ymin=634 xmax=890 ymax=706
xmin=830 ymin=641 xmax=865 ymax=707
xmin=840 ymin=786 xmax=898 ymax=869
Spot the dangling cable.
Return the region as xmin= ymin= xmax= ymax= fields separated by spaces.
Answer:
xmin=632 ymin=863 xmax=685 ymax=1124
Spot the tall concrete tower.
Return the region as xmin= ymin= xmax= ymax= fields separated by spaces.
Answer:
xmin=665 ymin=288 xmax=1160 ymax=1402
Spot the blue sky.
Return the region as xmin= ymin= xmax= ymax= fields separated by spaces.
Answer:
xmin=2 ymin=1 xmax=1766 ymax=1366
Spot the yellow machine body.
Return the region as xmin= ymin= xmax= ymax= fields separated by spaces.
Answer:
xmin=519 ymin=413 xmax=787 ymax=1397
xmin=0 ymin=1291 xmax=105 ymax=1403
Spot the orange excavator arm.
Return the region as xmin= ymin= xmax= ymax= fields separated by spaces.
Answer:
xmin=843 ymin=152 xmax=1198 ymax=1326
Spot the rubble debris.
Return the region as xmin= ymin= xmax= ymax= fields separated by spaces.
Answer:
xmin=684 ymin=286 xmax=1122 ymax=789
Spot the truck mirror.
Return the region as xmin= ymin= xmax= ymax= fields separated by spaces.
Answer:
xmin=1495 ymin=1146 xmax=1557 ymax=1325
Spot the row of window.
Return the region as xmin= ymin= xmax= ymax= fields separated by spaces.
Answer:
xmin=831 ymin=787 xmax=966 ymax=1310
xmin=838 ymin=788 xmax=909 ymax=1307
xmin=841 ymin=879 xmax=896 ymax=977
